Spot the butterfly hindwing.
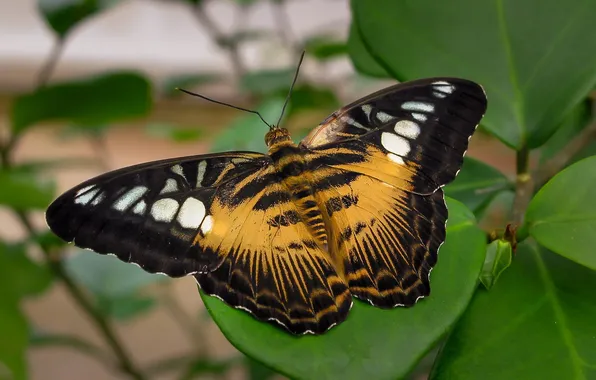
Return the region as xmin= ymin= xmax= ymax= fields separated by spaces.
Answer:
xmin=301 ymin=77 xmax=487 ymax=307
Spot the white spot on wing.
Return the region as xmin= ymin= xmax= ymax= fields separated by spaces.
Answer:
xmin=394 ymin=120 xmax=421 ymax=139
xmin=113 ymin=186 xmax=149 ymax=211
xmin=381 ymin=132 xmax=411 ymax=157
xmin=432 ymin=81 xmax=455 ymax=94
xmin=196 ymin=161 xmax=207 ymax=187
xmin=200 ymin=215 xmax=214 ymax=234
xmin=432 ymin=91 xmax=447 ymax=99
xmin=361 ymin=104 xmax=372 ymax=119
xmin=91 ymin=192 xmax=105 ymax=206
xmin=76 ymin=185 xmax=95 ymax=197
xmin=402 ymin=101 xmax=434 ymax=113
xmin=160 ymin=178 xmax=178 ymax=194
xmin=75 ymin=188 xmax=100 ymax=205
xmin=411 ymin=113 xmax=427 ymax=122
xmin=133 ymin=200 xmax=147 ymax=215
xmin=342 ymin=116 xmax=368 ymax=131
xmin=151 ymin=198 xmax=179 ymax=222
xmin=171 ymin=164 xmax=185 ymax=179
xmin=177 ymin=197 xmax=206 ymax=229
xmin=387 ymin=153 xmax=405 ymax=165
xmin=376 ymin=111 xmax=394 ymax=123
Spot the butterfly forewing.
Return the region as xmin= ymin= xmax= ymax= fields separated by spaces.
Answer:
xmin=46 ymin=152 xmax=267 ymax=277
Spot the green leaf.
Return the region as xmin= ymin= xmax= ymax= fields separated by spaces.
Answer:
xmin=11 ymin=72 xmax=151 ymax=134
xmin=38 ymin=0 xmax=102 ymax=37
xmin=29 ymin=331 xmax=110 ymax=364
xmin=96 ymin=294 xmax=156 ymax=321
xmin=0 ymin=167 xmax=55 ymax=210
xmin=240 ymin=69 xmax=294 ymax=96
xmin=305 ymin=36 xmax=348 ymax=61
xmin=352 ymin=0 xmax=596 ymax=149
xmin=540 ymin=99 xmax=592 ymax=162
xmin=0 ymin=303 xmax=28 ymax=380
xmin=479 ymin=240 xmax=513 ymax=290
xmin=246 ymin=357 xmax=278 ymax=380
xmin=201 ymin=198 xmax=486 ymax=380
xmin=347 ymin=22 xmax=389 ymax=78
xmin=145 ymin=123 xmax=204 ymax=142
xmin=526 ymin=156 xmax=596 ymax=270
xmin=432 ymin=243 xmax=596 ymax=379
xmin=444 ymin=158 xmax=511 ymax=216
xmin=287 ymin=84 xmax=340 ymax=118
xmin=65 ymin=251 xmax=164 ymax=298
xmin=162 ymin=73 xmax=222 ymax=97
xmin=0 ymin=242 xmax=53 ymax=302
xmin=211 ymin=97 xmax=285 ymax=153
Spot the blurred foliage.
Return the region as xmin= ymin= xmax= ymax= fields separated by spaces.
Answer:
xmin=0 ymin=0 xmax=595 ymax=379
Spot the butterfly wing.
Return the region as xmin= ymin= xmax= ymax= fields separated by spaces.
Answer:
xmin=46 ymin=152 xmax=350 ymax=334
xmin=301 ymin=78 xmax=487 ymax=306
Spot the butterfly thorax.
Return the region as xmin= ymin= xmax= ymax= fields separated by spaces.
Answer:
xmin=266 ymin=129 xmax=329 ymax=248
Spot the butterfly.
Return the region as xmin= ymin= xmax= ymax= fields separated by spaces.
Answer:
xmin=46 ymin=77 xmax=487 ymax=335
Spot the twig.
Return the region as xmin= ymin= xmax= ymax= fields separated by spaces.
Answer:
xmin=192 ymin=1 xmax=247 ymax=81
xmin=512 ymin=144 xmax=533 ymax=225
xmin=37 ymin=38 xmax=66 ymax=88
xmin=535 ymin=120 xmax=596 ymax=187
xmin=269 ymin=0 xmax=300 ymax=55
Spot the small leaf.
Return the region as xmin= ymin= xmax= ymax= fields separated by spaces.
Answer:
xmin=211 ymin=97 xmax=285 ymax=153
xmin=347 ymin=22 xmax=390 ymax=78
xmin=145 ymin=123 xmax=204 ymax=142
xmin=240 ymin=69 xmax=294 ymax=96
xmin=526 ymin=156 xmax=596 ymax=269
xmin=96 ymin=294 xmax=156 ymax=320
xmin=201 ymin=198 xmax=486 ymax=380
xmin=0 ymin=304 xmax=28 ymax=380
xmin=38 ymin=0 xmax=102 ymax=37
xmin=540 ymin=99 xmax=592 ymax=162
xmin=287 ymin=84 xmax=340 ymax=117
xmin=479 ymin=240 xmax=513 ymax=290
xmin=65 ymin=251 xmax=164 ymax=298
xmin=11 ymin=72 xmax=151 ymax=134
xmin=29 ymin=331 xmax=110 ymax=364
xmin=0 ymin=242 xmax=53 ymax=302
xmin=162 ymin=73 xmax=222 ymax=97
xmin=444 ymin=158 xmax=511 ymax=216
xmin=305 ymin=36 xmax=348 ymax=61
xmin=0 ymin=167 xmax=55 ymax=210
xmin=352 ymin=0 xmax=596 ymax=149
xmin=432 ymin=243 xmax=596 ymax=379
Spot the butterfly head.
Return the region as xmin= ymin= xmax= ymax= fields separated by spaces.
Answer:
xmin=265 ymin=127 xmax=292 ymax=148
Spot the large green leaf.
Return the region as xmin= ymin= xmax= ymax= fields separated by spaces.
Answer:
xmin=38 ymin=0 xmax=103 ymax=38
xmin=0 ymin=167 xmax=55 ymax=210
xmin=305 ymin=36 xmax=348 ymax=62
xmin=351 ymin=0 xmax=596 ymax=149
xmin=444 ymin=157 xmax=511 ymax=215
xmin=201 ymin=198 xmax=486 ymax=380
xmin=526 ymin=156 xmax=596 ymax=270
xmin=432 ymin=243 xmax=596 ymax=379
xmin=11 ymin=72 xmax=151 ymax=134
xmin=0 ymin=304 xmax=27 ymax=380
xmin=347 ymin=23 xmax=389 ymax=78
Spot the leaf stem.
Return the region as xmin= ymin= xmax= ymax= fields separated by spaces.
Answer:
xmin=37 ymin=38 xmax=66 ymax=88
xmin=512 ymin=144 xmax=534 ymax=225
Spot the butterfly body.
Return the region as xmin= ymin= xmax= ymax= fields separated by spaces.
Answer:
xmin=46 ymin=78 xmax=487 ymax=335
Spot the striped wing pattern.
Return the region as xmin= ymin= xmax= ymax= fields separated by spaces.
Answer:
xmin=46 ymin=77 xmax=487 ymax=335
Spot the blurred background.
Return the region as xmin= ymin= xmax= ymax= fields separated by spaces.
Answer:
xmin=0 ymin=1 xmax=515 ymax=379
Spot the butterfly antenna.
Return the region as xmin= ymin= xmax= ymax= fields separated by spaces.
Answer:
xmin=176 ymin=88 xmax=273 ymax=129
xmin=275 ymin=50 xmax=305 ymax=128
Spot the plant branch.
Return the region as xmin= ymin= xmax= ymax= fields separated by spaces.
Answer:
xmin=192 ymin=2 xmax=246 ymax=81
xmin=37 ymin=38 xmax=66 ymax=88
xmin=535 ymin=120 xmax=596 ymax=187
xmin=512 ymin=144 xmax=533 ymax=225
xmin=270 ymin=0 xmax=300 ymax=55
